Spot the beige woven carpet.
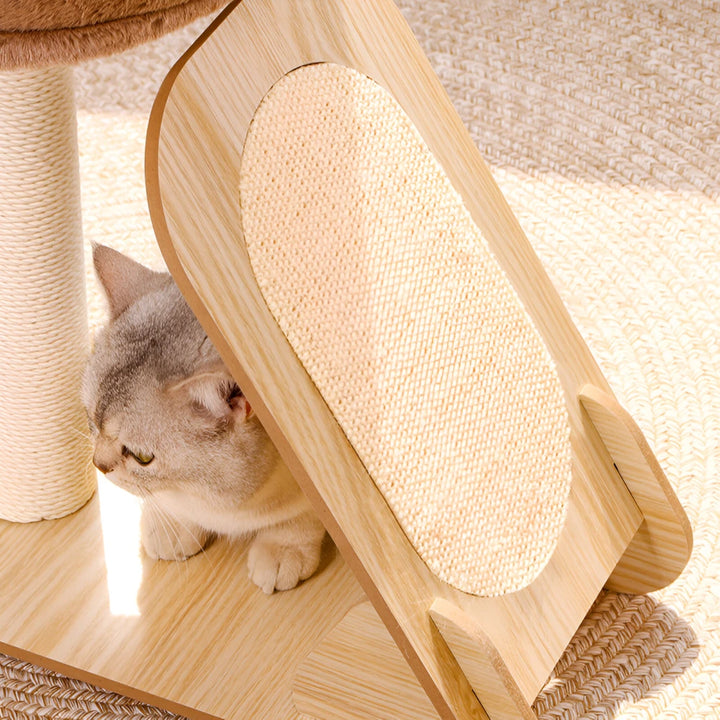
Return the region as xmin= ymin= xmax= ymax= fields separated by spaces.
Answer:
xmin=1 ymin=0 xmax=718 ymax=717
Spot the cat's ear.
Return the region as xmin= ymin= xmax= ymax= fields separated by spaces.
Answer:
xmin=93 ymin=244 xmax=169 ymax=320
xmin=167 ymin=367 xmax=253 ymax=424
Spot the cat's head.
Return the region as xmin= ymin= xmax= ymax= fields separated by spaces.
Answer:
xmin=82 ymin=245 xmax=273 ymax=504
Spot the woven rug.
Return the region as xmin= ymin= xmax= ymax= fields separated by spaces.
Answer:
xmin=1 ymin=0 xmax=718 ymax=717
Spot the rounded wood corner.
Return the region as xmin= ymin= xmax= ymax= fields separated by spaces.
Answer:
xmin=578 ymin=384 xmax=693 ymax=593
xmin=430 ymin=599 xmax=538 ymax=720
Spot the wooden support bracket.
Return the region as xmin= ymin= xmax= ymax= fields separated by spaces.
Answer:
xmin=579 ymin=385 xmax=692 ymax=593
xmin=294 ymin=599 xmax=542 ymax=720
xmin=429 ymin=599 xmax=537 ymax=720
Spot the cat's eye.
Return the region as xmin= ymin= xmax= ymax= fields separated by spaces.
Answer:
xmin=122 ymin=446 xmax=155 ymax=466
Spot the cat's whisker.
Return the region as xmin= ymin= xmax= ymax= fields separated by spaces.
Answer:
xmin=147 ymin=497 xmax=184 ymax=569
xmin=68 ymin=425 xmax=92 ymax=442
xmin=70 ymin=427 xmax=99 ymax=478
xmin=79 ymin=452 xmax=94 ymax=473
xmin=143 ymin=495 xmax=171 ymax=544
xmin=148 ymin=495 xmax=215 ymax=571
xmin=143 ymin=496 xmax=198 ymax=583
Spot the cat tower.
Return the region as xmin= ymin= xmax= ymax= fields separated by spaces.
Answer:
xmin=0 ymin=1 xmax=692 ymax=719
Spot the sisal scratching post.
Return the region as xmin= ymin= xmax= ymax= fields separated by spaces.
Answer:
xmin=0 ymin=67 xmax=95 ymax=521
xmin=0 ymin=0 xmax=227 ymax=523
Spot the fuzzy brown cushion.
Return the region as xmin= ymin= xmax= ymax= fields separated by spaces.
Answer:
xmin=0 ymin=0 xmax=228 ymax=70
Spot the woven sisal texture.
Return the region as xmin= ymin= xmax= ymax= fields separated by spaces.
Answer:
xmin=240 ymin=63 xmax=572 ymax=598
xmin=1 ymin=0 xmax=719 ymax=716
xmin=0 ymin=67 xmax=95 ymax=521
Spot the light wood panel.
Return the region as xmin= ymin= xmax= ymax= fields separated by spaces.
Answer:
xmin=0 ymin=479 xmax=365 ymax=719
xmin=145 ymin=1 xmax=692 ymax=718
xmin=294 ymin=601 xmax=440 ymax=720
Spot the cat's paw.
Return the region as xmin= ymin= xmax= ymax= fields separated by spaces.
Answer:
xmin=247 ymin=536 xmax=322 ymax=594
xmin=140 ymin=503 xmax=209 ymax=561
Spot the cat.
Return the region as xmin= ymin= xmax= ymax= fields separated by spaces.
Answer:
xmin=81 ymin=244 xmax=326 ymax=594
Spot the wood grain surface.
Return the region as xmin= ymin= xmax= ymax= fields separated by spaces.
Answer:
xmin=0 ymin=479 xmax=365 ymax=719
xmin=295 ymin=601 xmax=440 ymax=720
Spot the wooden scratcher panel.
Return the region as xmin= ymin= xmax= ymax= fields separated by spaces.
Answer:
xmin=240 ymin=63 xmax=572 ymax=596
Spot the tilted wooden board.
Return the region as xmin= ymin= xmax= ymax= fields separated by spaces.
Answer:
xmin=580 ymin=385 xmax=693 ymax=593
xmin=145 ymin=1 xmax=692 ymax=718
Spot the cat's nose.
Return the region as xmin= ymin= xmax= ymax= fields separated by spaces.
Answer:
xmin=92 ymin=455 xmax=114 ymax=475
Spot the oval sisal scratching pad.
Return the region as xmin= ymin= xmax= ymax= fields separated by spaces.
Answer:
xmin=240 ymin=64 xmax=571 ymax=596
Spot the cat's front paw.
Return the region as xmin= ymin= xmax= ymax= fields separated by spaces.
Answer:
xmin=140 ymin=503 xmax=209 ymax=561
xmin=247 ymin=533 xmax=323 ymax=594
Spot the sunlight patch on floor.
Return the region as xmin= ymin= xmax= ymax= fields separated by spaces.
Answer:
xmin=97 ymin=472 xmax=143 ymax=617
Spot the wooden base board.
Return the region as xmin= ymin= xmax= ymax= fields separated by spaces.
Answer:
xmin=295 ymin=601 xmax=440 ymax=720
xmin=429 ymin=600 xmax=537 ymax=720
xmin=0 ymin=475 xmax=365 ymax=719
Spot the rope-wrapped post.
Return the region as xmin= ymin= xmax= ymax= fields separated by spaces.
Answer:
xmin=0 ymin=67 xmax=95 ymax=521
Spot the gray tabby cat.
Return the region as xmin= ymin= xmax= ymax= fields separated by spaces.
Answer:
xmin=82 ymin=244 xmax=326 ymax=593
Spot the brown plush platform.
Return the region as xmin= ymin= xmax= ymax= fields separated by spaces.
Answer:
xmin=0 ymin=0 xmax=226 ymax=69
